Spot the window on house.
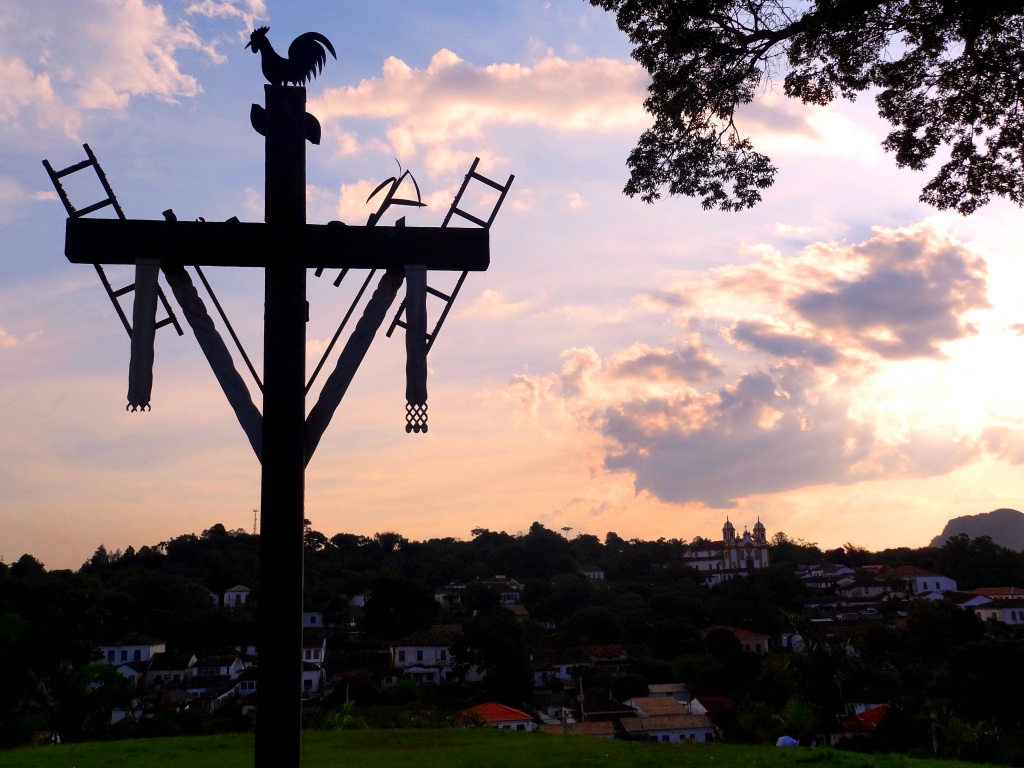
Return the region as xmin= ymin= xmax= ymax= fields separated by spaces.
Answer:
xmin=133 ymin=650 xmax=142 ymax=661
xmin=107 ymin=650 xmax=115 ymax=662
xmin=398 ymin=650 xmax=406 ymax=662
xmin=662 ymin=735 xmax=670 ymax=742
xmin=303 ymin=678 xmax=312 ymax=690
xmin=121 ymin=650 xmax=128 ymax=662
xmin=416 ymin=650 xmax=424 ymax=662
xmin=440 ymin=650 xmax=447 ymax=661
xmin=309 ymin=615 xmax=317 ymax=624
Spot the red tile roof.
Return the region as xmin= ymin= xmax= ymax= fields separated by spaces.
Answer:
xmin=969 ymin=587 xmax=1024 ymax=597
xmin=839 ymin=705 xmax=888 ymax=732
xmin=460 ymin=702 xmax=533 ymax=724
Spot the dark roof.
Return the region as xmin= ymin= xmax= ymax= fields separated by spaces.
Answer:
xmin=100 ymin=631 xmax=165 ymax=647
xmin=392 ymin=625 xmax=461 ymax=647
xmin=579 ymin=695 xmax=635 ymax=720
xmin=148 ymin=652 xmax=195 ymax=670
xmin=302 ymin=627 xmax=326 ymax=645
xmin=194 ymin=654 xmax=241 ymax=667
xmin=531 ymin=647 xmax=590 ymax=667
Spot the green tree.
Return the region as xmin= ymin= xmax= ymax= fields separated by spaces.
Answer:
xmin=452 ymin=610 xmax=533 ymax=704
xmin=361 ymin=573 xmax=439 ymax=641
xmin=591 ymin=0 xmax=1024 ymax=213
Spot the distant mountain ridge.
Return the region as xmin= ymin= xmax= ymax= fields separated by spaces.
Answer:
xmin=930 ymin=508 xmax=1024 ymax=550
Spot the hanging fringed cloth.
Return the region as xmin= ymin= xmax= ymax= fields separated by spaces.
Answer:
xmin=126 ymin=257 xmax=160 ymax=411
xmin=404 ymin=264 xmax=428 ymax=433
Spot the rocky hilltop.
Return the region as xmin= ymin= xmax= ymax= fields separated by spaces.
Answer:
xmin=930 ymin=508 xmax=1024 ymax=550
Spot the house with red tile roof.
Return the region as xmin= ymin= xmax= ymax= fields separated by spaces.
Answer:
xmin=968 ymin=586 xmax=1024 ymax=598
xmin=459 ymin=702 xmax=536 ymax=731
xmin=702 ymin=626 xmax=771 ymax=655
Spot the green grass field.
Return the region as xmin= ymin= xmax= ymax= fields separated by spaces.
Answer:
xmin=0 ymin=730 xmax=1002 ymax=768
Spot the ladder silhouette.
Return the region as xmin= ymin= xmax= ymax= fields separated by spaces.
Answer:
xmin=42 ymin=144 xmax=183 ymax=338
xmin=386 ymin=157 xmax=514 ymax=352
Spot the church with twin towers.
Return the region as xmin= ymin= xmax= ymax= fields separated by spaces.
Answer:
xmin=682 ymin=518 xmax=770 ymax=585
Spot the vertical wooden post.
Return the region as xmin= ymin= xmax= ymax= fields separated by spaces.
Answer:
xmin=256 ymin=84 xmax=307 ymax=768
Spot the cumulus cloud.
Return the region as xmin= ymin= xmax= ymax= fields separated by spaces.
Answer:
xmin=790 ymin=226 xmax=989 ymax=359
xmin=691 ymin=222 xmax=989 ymax=363
xmin=0 ymin=0 xmax=221 ymax=136
xmin=501 ymin=220 xmax=995 ymax=510
xmin=600 ymin=363 xmax=881 ymax=507
xmin=607 ymin=339 xmax=723 ymax=383
xmin=728 ymin=320 xmax=842 ymax=367
xmin=185 ymin=0 xmax=266 ymax=31
xmin=983 ymin=427 xmax=1024 ymax=465
xmin=0 ymin=327 xmax=40 ymax=348
xmin=309 ymin=49 xmax=649 ymax=173
xmin=75 ymin=0 xmax=217 ymax=110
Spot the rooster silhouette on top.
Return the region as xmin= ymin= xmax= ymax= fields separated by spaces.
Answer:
xmin=245 ymin=26 xmax=336 ymax=86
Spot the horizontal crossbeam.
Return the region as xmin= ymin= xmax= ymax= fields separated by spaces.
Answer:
xmin=65 ymin=218 xmax=489 ymax=271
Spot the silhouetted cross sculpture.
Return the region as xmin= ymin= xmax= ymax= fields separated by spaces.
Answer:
xmin=60 ymin=35 xmax=490 ymax=768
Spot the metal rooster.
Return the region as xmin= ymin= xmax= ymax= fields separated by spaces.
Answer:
xmin=245 ymin=26 xmax=336 ymax=86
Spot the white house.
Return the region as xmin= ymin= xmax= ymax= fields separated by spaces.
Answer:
xmin=223 ymin=584 xmax=251 ymax=608
xmin=302 ymin=627 xmax=327 ymax=665
xmin=530 ymin=647 xmax=590 ymax=688
xmin=974 ymin=598 xmax=1024 ymax=625
xmin=389 ymin=625 xmax=471 ymax=685
xmin=301 ymin=661 xmax=326 ymax=697
xmin=192 ymin=654 xmax=247 ymax=680
xmin=98 ymin=633 xmax=166 ymax=667
xmin=145 ymin=652 xmax=197 ymax=686
xmin=889 ymin=566 xmax=958 ymax=595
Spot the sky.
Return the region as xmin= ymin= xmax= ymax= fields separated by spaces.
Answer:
xmin=3 ymin=0 xmax=1024 ymax=570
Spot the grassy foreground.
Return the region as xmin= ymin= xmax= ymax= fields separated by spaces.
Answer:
xmin=0 ymin=729 xmax=1002 ymax=768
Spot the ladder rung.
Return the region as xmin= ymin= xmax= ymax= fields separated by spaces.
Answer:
xmin=73 ymin=199 xmax=115 ymax=218
xmin=53 ymin=158 xmax=97 ymax=178
xmin=426 ymin=286 xmax=451 ymax=301
xmin=154 ymin=317 xmax=175 ymax=329
xmin=111 ymin=284 xmax=135 ymax=298
xmin=451 ymin=208 xmax=488 ymax=228
xmin=469 ymin=172 xmax=508 ymax=193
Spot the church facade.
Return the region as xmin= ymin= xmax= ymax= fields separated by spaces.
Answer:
xmin=683 ymin=519 xmax=770 ymax=585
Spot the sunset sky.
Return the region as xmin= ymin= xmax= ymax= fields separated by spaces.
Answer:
xmin=3 ymin=0 xmax=1024 ymax=570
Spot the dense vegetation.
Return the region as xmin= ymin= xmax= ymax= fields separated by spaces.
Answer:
xmin=3 ymin=522 xmax=1024 ymax=763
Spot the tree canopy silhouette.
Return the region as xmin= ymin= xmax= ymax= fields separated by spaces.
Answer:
xmin=592 ymin=0 xmax=1024 ymax=213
